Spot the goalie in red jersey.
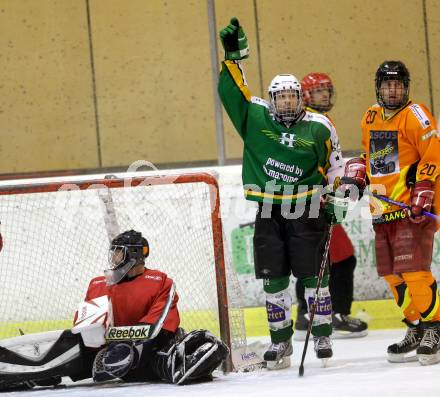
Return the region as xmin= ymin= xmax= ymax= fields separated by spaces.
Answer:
xmin=85 ymin=229 xmax=229 ymax=385
xmin=0 ymin=230 xmax=228 ymax=391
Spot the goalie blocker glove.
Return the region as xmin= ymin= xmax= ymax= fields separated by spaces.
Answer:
xmin=93 ymin=342 xmax=141 ymax=382
xmin=219 ymin=17 xmax=249 ymax=61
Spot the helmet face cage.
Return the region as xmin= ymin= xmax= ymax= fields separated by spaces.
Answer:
xmin=105 ymin=244 xmax=144 ymax=286
xmin=301 ymin=73 xmax=335 ymax=113
xmin=268 ymin=74 xmax=304 ymax=123
xmin=107 ymin=245 xmax=143 ymax=270
xmin=105 ymin=230 xmax=149 ymax=285
xmin=375 ymin=61 xmax=410 ymax=110
xmin=108 ymin=245 xmax=127 ymax=270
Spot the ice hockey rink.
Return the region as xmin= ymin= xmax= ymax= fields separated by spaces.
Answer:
xmin=1 ymin=170 xmax=439 ymax=396
xmin=5 ymin=329 xmax=435 ymax=397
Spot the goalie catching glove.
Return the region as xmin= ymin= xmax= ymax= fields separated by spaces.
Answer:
xmin=219 ymin=17 xmax=249 ymax=60
xmin=153 ymin=330 xmax=229 ymax=385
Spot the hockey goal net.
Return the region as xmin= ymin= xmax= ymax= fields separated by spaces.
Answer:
xmin=0 ymin=172 xmax=249 ymax=371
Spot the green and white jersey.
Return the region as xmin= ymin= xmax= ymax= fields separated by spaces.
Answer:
xmin=218 ymin=60 xmax=344 ymax=204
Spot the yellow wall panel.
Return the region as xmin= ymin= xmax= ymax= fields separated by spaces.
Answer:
xmin=0 ymin=0 xmax=98 ymax=173
xmin=256 ymin=0 xmax=430 ymax=152
xmin=90 ymin=0 xmax=217 ymax=168
xmin=1 ymin=0 xmax=439 ymax=173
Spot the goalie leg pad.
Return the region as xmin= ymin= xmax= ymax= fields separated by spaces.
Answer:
xmin=0 ymin=330 xmax=94 ymax=391
xmin=152 ymin=330 xmax=229 ymax=385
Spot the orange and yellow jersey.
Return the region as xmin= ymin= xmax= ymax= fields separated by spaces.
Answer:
xmin=360 ymin=101 xmax=440 ymax=221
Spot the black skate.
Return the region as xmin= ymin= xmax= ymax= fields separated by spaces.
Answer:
xmin=387 ymin=320 xmax=423 ymax=363
xmin=313 ymin=336 xmax=332 ymax=366
xmin=332 ymin=313 xmax=368 ymax=339
xmin=263 ymin=339 xmax=293 ymax=370
xmin=416 ymin=322 xmax=440 ymax=366
xmin=293 ymin=313 xmax=309 ymax=341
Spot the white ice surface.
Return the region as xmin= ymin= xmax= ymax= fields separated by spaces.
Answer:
xmin=4 ymin=329 xmax=438 ymax=397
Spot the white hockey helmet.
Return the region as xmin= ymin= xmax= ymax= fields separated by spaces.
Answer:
xmin=268 ymin=74 xmax=304 ymax=123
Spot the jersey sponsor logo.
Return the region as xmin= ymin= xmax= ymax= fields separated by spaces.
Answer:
xmin=262 ymin=156 xmax=304 ymax=183
xmin=307 ymin=296 xmax=332 ymax=316
xmin=144 ymin=275 xmax=162 ymax=281
xmin=370 ymin=131 xmax=397 ymax=140
xmin=409 ymin=104 xmax=431 ymax=129
xmin=266 ymin=302 xmax=286 ymax=322
xmin=265 ymin=157 xmax=303 ymax=175
xmin=372 ymin=209 xmax=407 ymax=224
xmin=105 ymin=325 xmax=151 ymax=341
xmin=369 ymin=130 xmax=400 ymax=176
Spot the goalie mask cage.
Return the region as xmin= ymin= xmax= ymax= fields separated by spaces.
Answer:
xmin=0 ymin=172 xmax=246 ymax=372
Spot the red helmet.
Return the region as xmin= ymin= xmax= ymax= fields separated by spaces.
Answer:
xmin=301 ymin=73 xmax=335 ymax=112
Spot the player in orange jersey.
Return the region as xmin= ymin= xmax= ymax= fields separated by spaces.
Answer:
xmin=342 ymin=61 xmax=440 ymax=365
xmin=294 ymin=73 xmax=368 ymax=340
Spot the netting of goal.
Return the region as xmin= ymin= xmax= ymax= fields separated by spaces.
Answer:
xmin=0 ymin=172 xmax=250 ymax=371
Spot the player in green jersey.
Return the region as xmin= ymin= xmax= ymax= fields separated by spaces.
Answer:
xmin=218 ymin=18 xmax=346 ymax=369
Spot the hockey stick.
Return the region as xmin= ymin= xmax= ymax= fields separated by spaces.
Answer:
xmin=366 ymin=192 xmax=439 ymax=221
xmin=298 ymin=222 xmax=334 ymax=377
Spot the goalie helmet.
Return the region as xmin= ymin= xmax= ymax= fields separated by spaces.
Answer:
xmin=375 ymin=61 xmax=410 ymax=110
xmin=105 ymin=230 xmax=149 ymax=285
xmin=301 ymin=72 xmax=335 ymax=112
xmin=268 ymin=74 xmax=304 ymax=124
